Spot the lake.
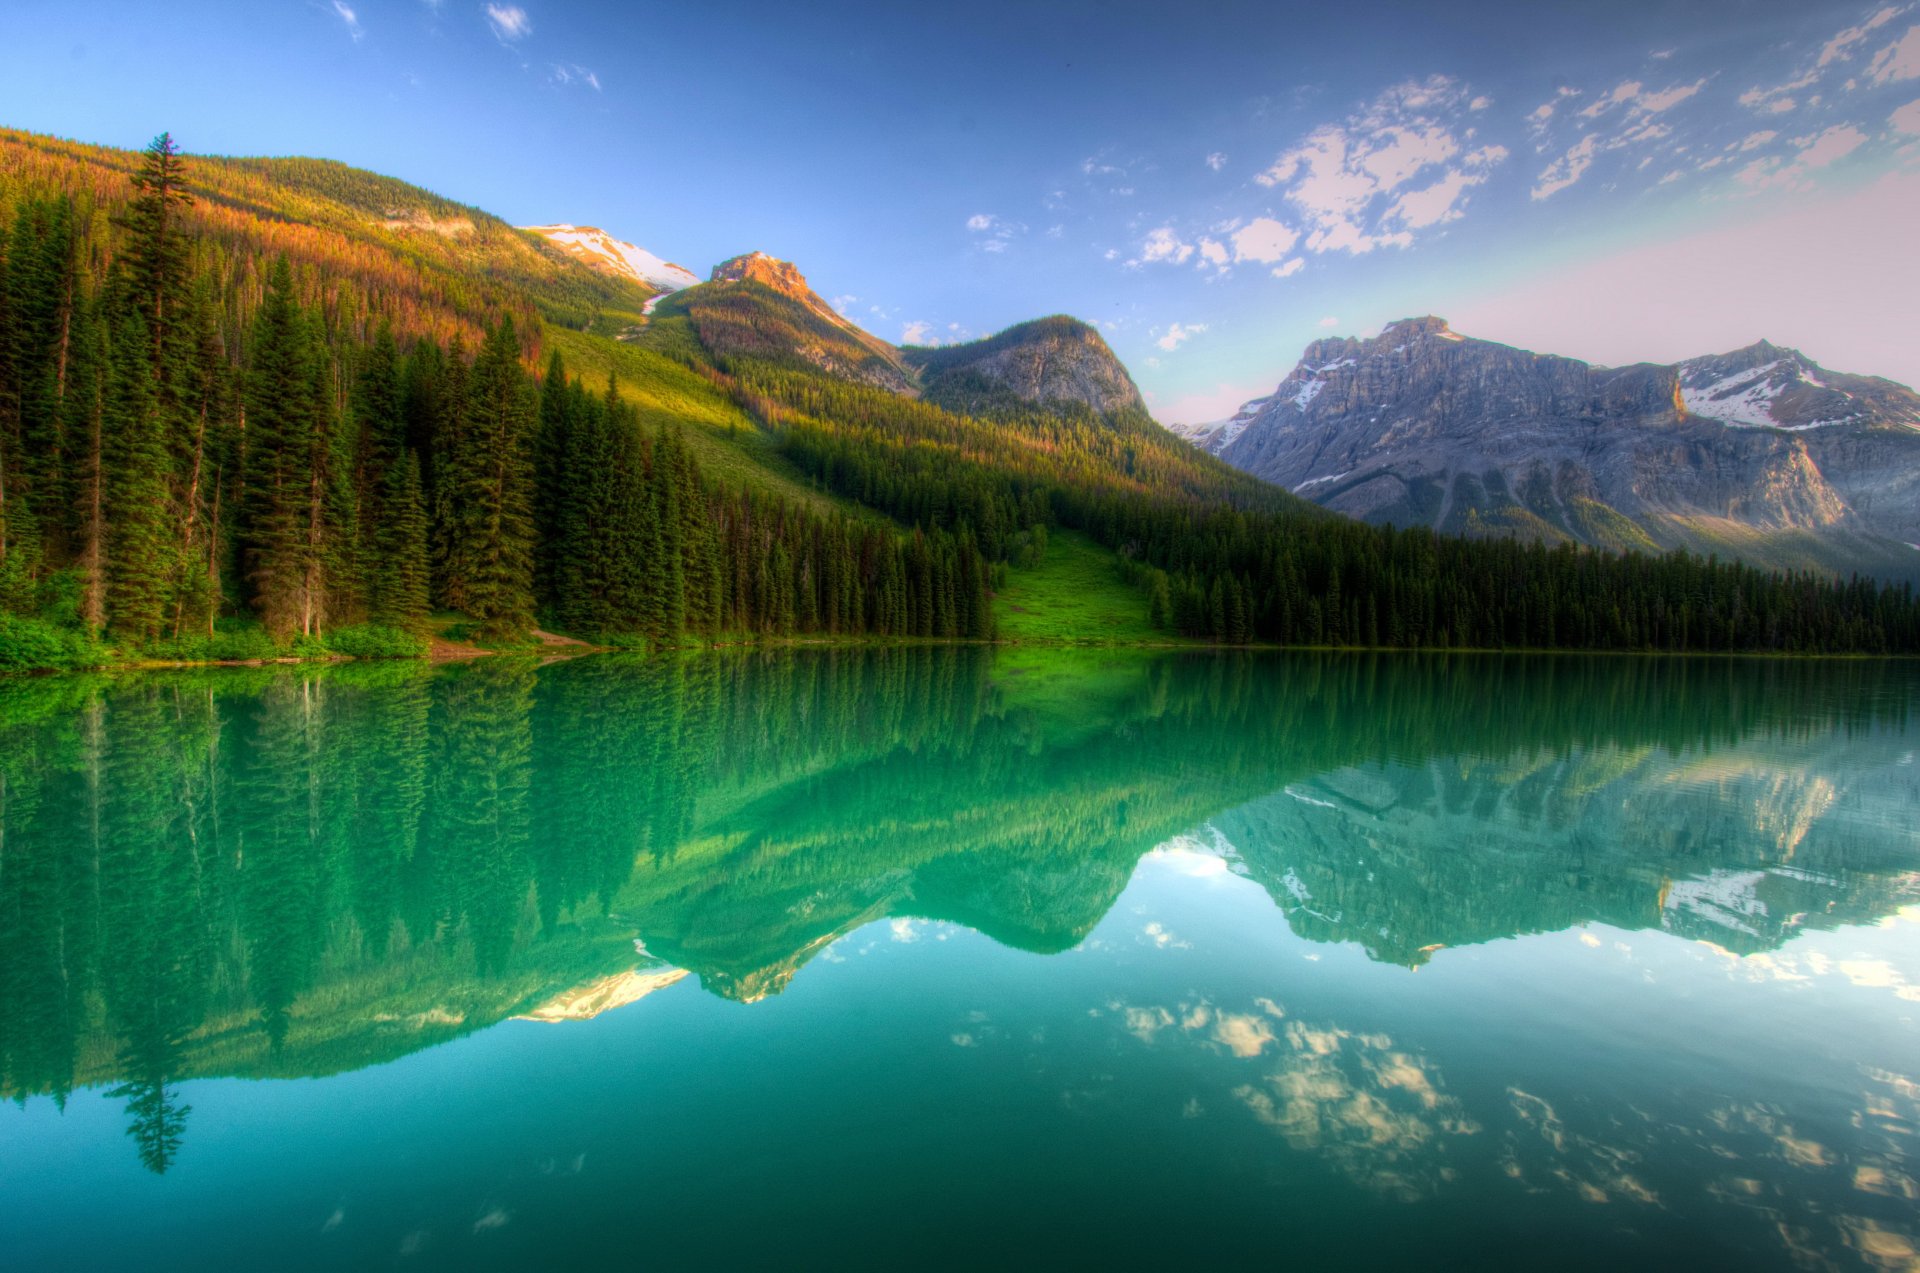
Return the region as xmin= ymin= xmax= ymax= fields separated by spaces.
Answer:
xmin=1 ymin=650 xmax=1917 ymax=1270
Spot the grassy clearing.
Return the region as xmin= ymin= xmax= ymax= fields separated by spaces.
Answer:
xmin=994 ymin=531 xmax=1178 ymax=645
xmin=543 ymin=327 xmax=859 ymax=520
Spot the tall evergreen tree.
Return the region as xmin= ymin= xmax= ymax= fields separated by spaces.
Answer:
xmin=443 ymin=319 xmax=535 ymax=635
xmin=241 ymin=257 xmax=318 ymax=638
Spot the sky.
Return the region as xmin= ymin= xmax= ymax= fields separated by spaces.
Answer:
xmin=2 ymin=0 xmax=1918 ymax=423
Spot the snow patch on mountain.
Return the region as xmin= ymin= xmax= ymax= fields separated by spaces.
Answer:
xmin=523 ymin=223 xmax=700 ymax=294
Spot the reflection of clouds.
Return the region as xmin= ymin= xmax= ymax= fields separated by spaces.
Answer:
xmin=1696 ymin=939 xmax=1920 ymax=1004
xmin=1505 ymin=1067 xmax=1920 ymax=1268
xmin=1234 ymin=1020 xmax=1480 ymax=1203
xmin=473 ymin=1207 xmax=511 ymax=1233
xmin=1141 ymin=921 xmax=1192 ymax=950
xmin=1117 ymin=996 xmax=1479 ymax=1202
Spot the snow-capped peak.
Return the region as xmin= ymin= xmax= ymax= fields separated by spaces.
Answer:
xmin=1677 ymin=345 xmax=1871 ymax=432
xmin=523 ymin=223 xmax=701 ymax=295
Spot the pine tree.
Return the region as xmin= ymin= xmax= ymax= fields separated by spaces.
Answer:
xmin=446 ymin=318 xmax=535 ymax=635
xmin=101 ymin=306 xmax=173 ymax=641
xmin=241 ymin=257 xmax=318 ymax=638
xmin=119 ymin=133 xmax=193 ymax=373
xmin=369 ymin=450 xmax=430 ymax=630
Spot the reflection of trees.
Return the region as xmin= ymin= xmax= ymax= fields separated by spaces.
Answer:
xmin=0 ymin=652 xmax=1915 ymax=1169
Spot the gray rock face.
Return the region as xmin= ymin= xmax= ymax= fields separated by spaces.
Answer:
xmin=1177 ymin=317 xmax=1920 ymax=580
xmin=903 ymin=316 xmax=1147 ymax=419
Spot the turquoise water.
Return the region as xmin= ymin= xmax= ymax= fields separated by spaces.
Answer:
xmin=1 ymin=651 xmax=1917 ymax=1270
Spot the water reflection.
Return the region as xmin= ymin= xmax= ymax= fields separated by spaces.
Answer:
xmin=0 ymin=650 xmax=1915 ymax=1183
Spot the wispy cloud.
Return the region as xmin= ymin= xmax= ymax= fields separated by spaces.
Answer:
xmin=1532 ymin=75 xmax=1708 ymax=199
xmin=964 ymin=212 xmax=1022 ymax=252
xmin=1870 ymin=23 xmax=1920 ymax=83
xmin=1155 ymin=321 xmax=1208 ymax=352
xmin=1255 ymin=75 xmax=1506 ymax=253
xmin=331 ymin=0 xmax=363 ymax=40
xmin=1205 ymin=151 xmax=1227 ymax=171
xmin=1735 ymin=123 xmax=1869 ymax=190
xmin=485 ymin=3 xmax=531 ymax=42
xmin=550 ymin=62 xmax=600 ymax=90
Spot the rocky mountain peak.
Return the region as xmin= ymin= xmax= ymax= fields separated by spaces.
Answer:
xmin=710 ymin=251 xmax=811 ymax=295
xmin=1175 ymin=316 xmax=1920 ymax=581
xmin=902 ymin=315 xmax=1148 ymax=420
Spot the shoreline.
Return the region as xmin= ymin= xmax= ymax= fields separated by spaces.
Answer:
xmin=6 ymin=635 xmax=1915 ymax=679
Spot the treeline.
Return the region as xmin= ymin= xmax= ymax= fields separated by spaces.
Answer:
xmin=0 ymin=135 xmax=991 ymax=659
xmin=712 ymin=354 xmax=1920 ymax=654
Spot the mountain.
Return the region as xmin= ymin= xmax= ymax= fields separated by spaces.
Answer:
xmin=0 ymin=129 xmax=660 ymax=345
xmin=903 ymin=316 xmax=1149 ymax=421
xmin=1177 ymin=317 xmax=1920 ymax=581
xmin=521 ymin=223 xmax=701 ymax=298
xmin=652 ymin=251 xmax=917 ymax=392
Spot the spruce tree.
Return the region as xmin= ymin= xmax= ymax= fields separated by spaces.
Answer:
xmin=101 ymin=306 xmax=173 ymax=642
xmin=369 ymin=450 xmax=430 ymax=631
xmin=241 ymin=257 xmax=317 ymax=639
xmin=446 ymin=319 xmax=535 ymax=635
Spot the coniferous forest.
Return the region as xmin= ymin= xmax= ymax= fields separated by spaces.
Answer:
xmin=1 ymin=131 xmax=1917 ymax=670
xmin=0 ymin=135 xmax=993 ymax=668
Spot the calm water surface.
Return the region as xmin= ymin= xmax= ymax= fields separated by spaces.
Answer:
xmin=1 ymin=651 xmax=1917 ymax=1270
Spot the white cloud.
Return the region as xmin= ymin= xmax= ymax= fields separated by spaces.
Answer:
xmin=1738 ymin=123 xmax=1869 ymax=189
xmin=1230 ymin=216 xmax=1298 ymax=263
xmin=830 ymin=294 xmax=857 ymax=316
xmin=1892 ymin=98 xmax=1920 ymax=134
xmin=1205 ymin=151 xmax=1227 ymax=171
xmin=1317 ymin=315 xmax=1340 ymax=328
xmin=550 ymin=63 xmax=599 ymax=90
xmin=1532 ymin=134 xmax=1597 ymax=200
xmin=1469 ymin=95 xmax=1491 ymax=111
xmin=1253 ymin=75 xmax=1503 ymax=254
xmin=965 ymin=214 xmax=1022 ymax=251
xmin=1271 ymin=257 xmax=1304 ymax=278
xmin=1156 ymin=321 xmax=1208 ymax=352
xmin=1823 ymin=7 xmax=1902 ymax=67
xmin=485 ymin=4 xmax=531 ymax=41
xmin=901 ymin=321 xmax=933 ymax=344
xmin=1197 ymin=237 xmax=1230 ymax=269
xmin=1735 ymin=129 xmax=1779 ymax=151
xmin=1530 ymin=74 xmax=1703 ymax=200
xmin=1135 ymin=225 xmax=1195 ymax=266
xmin=1579 ymin=80 xmax=1644 ymax=119
xmin=1870 ymin=24 xmax=1920 ymax=83
xmin=331 ymin=0 xmax=363 ymax=39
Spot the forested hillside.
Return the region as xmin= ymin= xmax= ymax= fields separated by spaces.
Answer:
xmin=1 ymin=127 xmax=1917 ymax=670
xmin=650 ymin=283 xmax=1920 ymax=654
xmin=0 ymin=133 xmax=992 ymax=669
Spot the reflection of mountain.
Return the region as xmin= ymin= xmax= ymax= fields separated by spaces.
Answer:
xmin=1213 ymin=728 xmax=1920 ymax=965
xmin=1 ymin=650 xmax=1916 ymax=1167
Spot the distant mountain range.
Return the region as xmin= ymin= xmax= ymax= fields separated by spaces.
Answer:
xmin=1172 ymin=318 xmax=1920 ymax=581
xmin=651 ymin=248 xmax=1154 ymax=420
xmin=516 ymin=212 xmax=1920 ymax=586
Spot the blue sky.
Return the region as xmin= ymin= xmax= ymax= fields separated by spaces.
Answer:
xmin=3 ymin=0 xmax=1918 ymax=421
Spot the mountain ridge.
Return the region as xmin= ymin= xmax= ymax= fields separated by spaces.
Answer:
xmin=1175 ymin=317 xmax=1920 ymax=580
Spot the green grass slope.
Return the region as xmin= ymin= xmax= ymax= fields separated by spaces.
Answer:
xmin=995 ymin=532 xmax=1175 ymax=644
